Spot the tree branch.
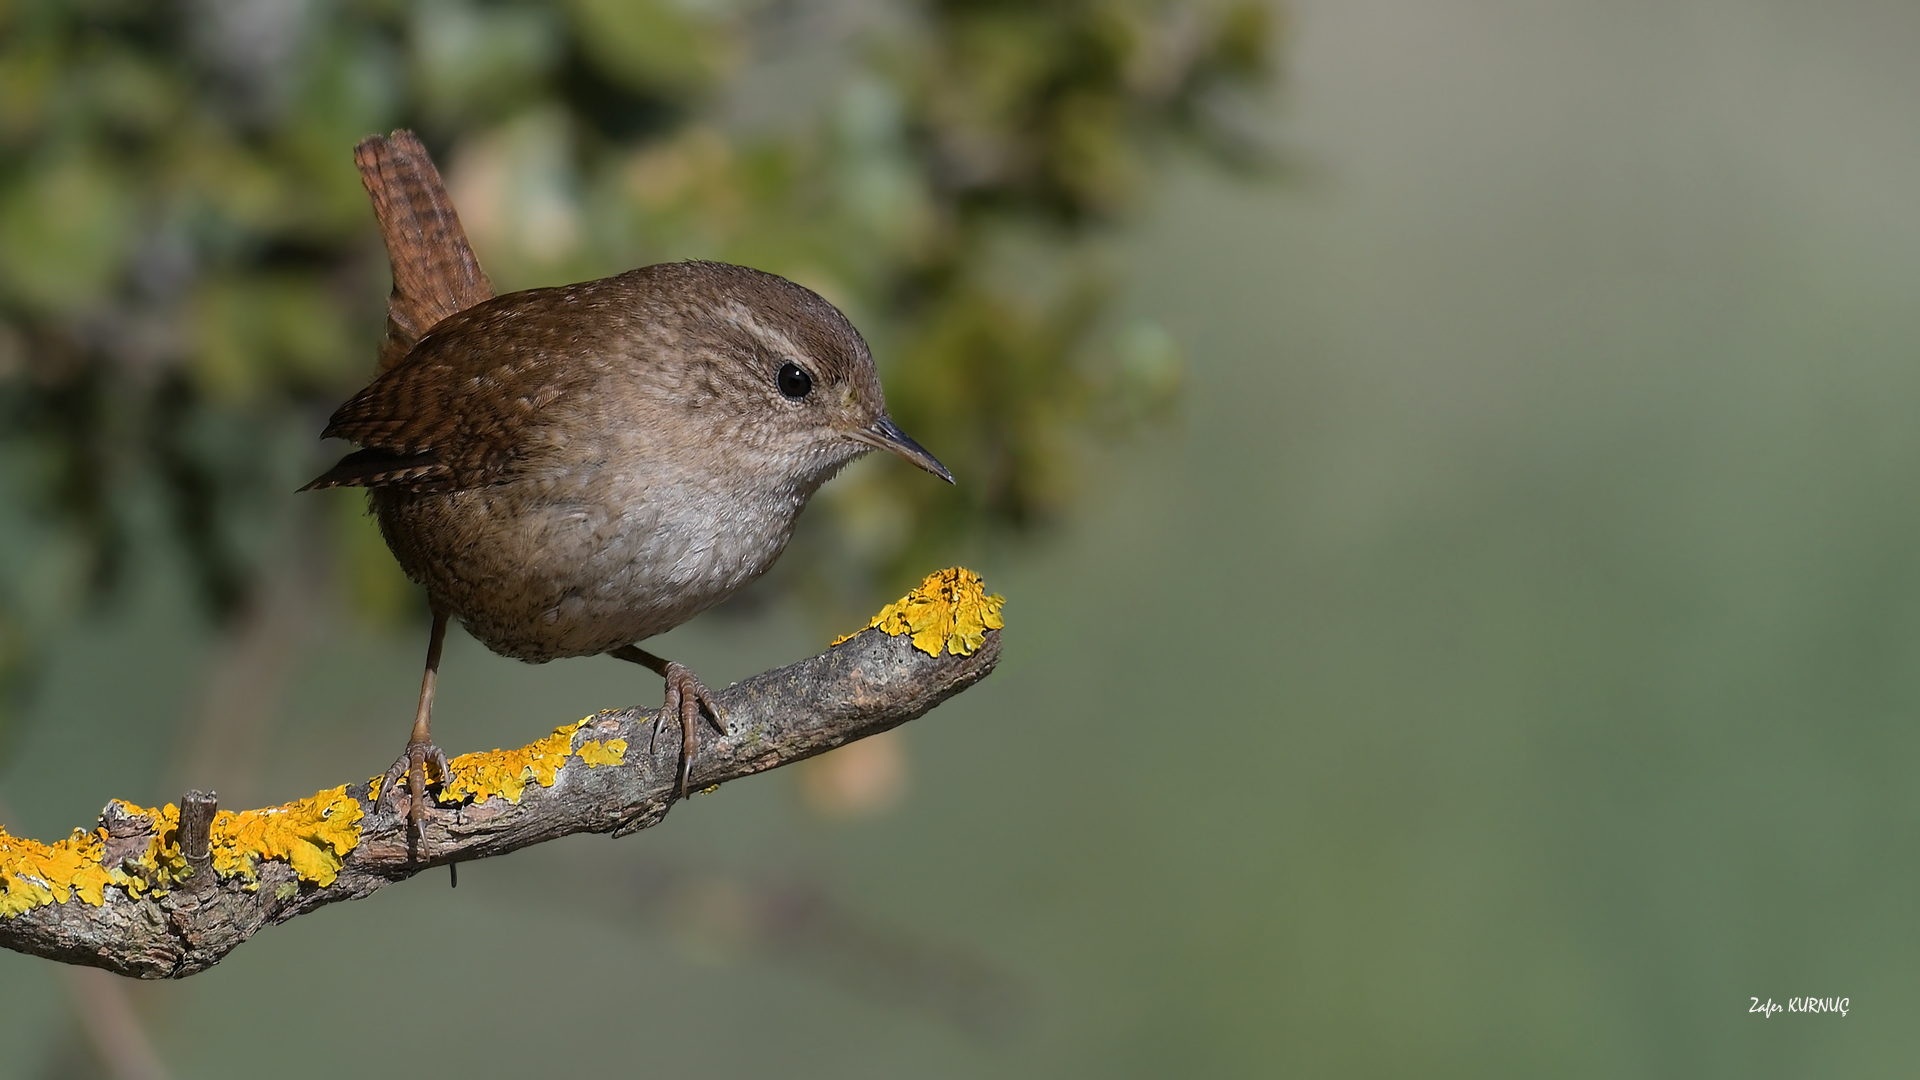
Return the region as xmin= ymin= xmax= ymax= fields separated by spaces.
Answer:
xmin=0 ymin=624 xmax=998 ymax=978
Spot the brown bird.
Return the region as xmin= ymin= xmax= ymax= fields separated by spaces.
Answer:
xmin=304 ymin=132 xmax=951 ymax=850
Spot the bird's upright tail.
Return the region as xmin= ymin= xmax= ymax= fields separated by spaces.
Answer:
xmin=355 ymin=130 xmax=496 ymax=371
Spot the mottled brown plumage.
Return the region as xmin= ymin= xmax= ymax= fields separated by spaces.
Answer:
xmin=309 ymin=260 xmax=932 ymax=659
xmin=306 ymin=133 xmax=951 ymax=853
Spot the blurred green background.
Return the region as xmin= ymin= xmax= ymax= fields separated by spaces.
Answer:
xmin=3 ymin=0 xmax=1918 ymax=1074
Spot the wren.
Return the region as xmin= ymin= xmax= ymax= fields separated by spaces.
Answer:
xmin=303 ymin=132 xmax=950 ymax=851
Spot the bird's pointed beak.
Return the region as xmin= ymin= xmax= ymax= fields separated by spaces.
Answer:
xmin=851 ymin=416 xmax=954 ymax=484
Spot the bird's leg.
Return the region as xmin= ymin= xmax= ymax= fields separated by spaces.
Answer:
xmin=610 ymin=645 xmax=726 ymax=801
xmin=382 ymin=608 xmax=451 ymax=859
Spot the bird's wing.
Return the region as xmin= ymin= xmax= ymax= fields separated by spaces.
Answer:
xmin=301 ymin=291 xmax=594 ymax=493
xmin=357 ymin=130 xmax=496 ymax=372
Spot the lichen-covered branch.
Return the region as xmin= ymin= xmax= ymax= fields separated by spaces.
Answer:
xmin=0 ymin=570 xmax=1002 ymax=979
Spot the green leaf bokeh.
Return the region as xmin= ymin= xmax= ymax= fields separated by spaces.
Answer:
xmin=0 ymin=0 xmax=1276 ymax=744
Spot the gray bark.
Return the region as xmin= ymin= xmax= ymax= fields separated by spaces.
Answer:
xmin=0 ymin=626 xmax=998 ymax=978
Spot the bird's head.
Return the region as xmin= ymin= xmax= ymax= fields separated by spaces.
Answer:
xmin=631 ymin=261 xmax=952 ymax=489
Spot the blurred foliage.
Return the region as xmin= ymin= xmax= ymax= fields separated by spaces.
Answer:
xmin=0 ymin=0 xmax=1276 ymax=736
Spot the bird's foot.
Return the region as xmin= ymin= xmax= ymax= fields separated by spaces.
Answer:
xmin=651 ymin=662 xmax=726 ymax=801
xmin=380 ymin=739 xmax=451 ymax=860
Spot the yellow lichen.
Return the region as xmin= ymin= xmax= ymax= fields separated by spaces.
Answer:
xmin=3 ymin=784 xmax=367 ymax=917
xmin=435 ymin=720 xmax=582 ymax=806
xmin=0 ymin=714 xmax=639 ymax=918
xmin=209 ymin=785 xmax=363 ymax=888
xmin=111 ymin=786 xmax=365 ymax=893
xmin=833 ymin=567 xmax=1005 ymax=657
xmin=575 ymin=738 xmax=628 ymax=768
xmin=0 ymin=826 xmax=114 ymax=917
xmin=112 ymin=802 xmax=187 ymax=896
xmin=430 ymin=717 xmax=624 ymax=807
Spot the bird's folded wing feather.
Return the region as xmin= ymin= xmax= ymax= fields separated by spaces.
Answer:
xmin=301 ymin=293 xmax=593 ymax=493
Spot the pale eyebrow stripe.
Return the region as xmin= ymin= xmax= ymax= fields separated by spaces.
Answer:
xmin=723 ymin=302 xmax=806 ymax=362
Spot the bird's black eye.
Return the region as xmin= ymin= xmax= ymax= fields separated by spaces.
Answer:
xmin=777 ymin=362 xmax=813 ymax=399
